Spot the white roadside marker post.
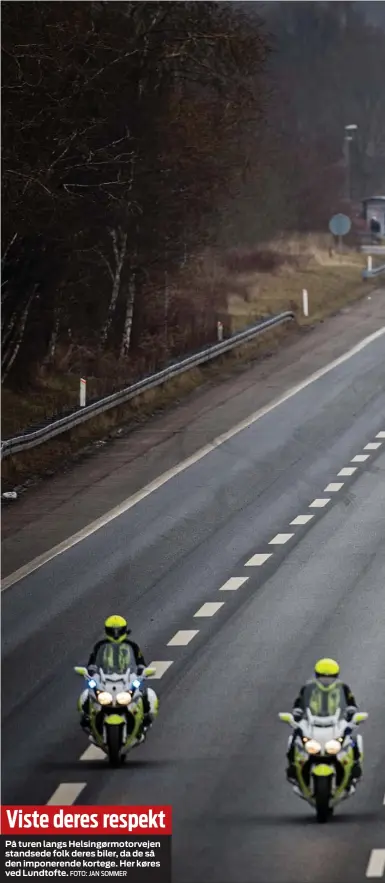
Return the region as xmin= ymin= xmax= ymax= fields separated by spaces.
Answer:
xmin=80 ymin=378 xmax=86 ymax=408
xmin=302 ymin=289 xmax=309 ymax=317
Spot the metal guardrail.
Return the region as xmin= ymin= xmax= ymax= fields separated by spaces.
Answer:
xmin=360 ymin=245 xmax=385 ymax=255
xmin=360 ymin=244 xmax=385 ymax=279
xmin=1 ymin=311 xmax=295 ymax=459
xmin=362 ymin=263 xmax=385 ymax=280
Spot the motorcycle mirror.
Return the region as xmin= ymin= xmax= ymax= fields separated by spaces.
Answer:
xmin=278 ymin=712 xmax=295 ymax=726
xmin=74 ymin=666 xmax=88 ymax=676
xmin=352 ymin=712 xmax=368 ymax=724
xmin=144 ymin=667 xmax=156 ymax=677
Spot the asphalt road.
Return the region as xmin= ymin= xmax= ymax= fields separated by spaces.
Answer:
xmin=2 ymin=331 xmax=385 ymax=882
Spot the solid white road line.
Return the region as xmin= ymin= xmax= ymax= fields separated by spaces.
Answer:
xmin=219 ymin=576 xmax=249 ymax=591
xmin=309 ymin=498 xmax=331 ymax=508
xmin=47 ymin=783 xmax=86 ymax=805
xmin=167 ymin=630 xmax=199 ymax=646
xmin=324 ymin=482 xmax=344 ymax=492
xmin=364 ymin=442 xmax=382 ymax=450
xmin=3 ymin=326 xmax=385 ymax=592
xmin=366 ymin=850 xmax=385 ymax=878
xmin=80 ymin=745 xmax=105 ymax=762
xmin=290 ymin=514 xmax=314 ymax=525
xmin=338 ymin=466 xmax=357 ymax=476
xmin=268 ymin=533 xmax=294 ymax=545
xmin=376 ymin=431 xmax=385 ymax=438
xmin=351 ymin=454 xmax=370 ymax=462
xmin=194 ymin=602 xmax=224 ymax=617
xmin=245 ymin=553 xmax=272 ymax=567
xmin=147 ymin=661 xmax=173 ymax=678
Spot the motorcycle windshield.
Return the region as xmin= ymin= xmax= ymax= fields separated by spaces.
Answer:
xmin=93 ymin=642 xmax=137 ymax=675
xmin=302 ymin=682 xmax=347 ymax=718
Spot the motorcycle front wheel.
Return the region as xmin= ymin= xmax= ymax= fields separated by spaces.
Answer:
xmin=314 ymin=777 xmax=332 ymax=823
xmin=106 ymin=726 xmax=123 ymax=768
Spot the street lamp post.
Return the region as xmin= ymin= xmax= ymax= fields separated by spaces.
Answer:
xmin=344 ymin=124 xmax=358 ymax=202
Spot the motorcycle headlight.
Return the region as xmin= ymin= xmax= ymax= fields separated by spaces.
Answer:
xmin=116 ymin=691 xmax=132 ymax=706
xmin=305 ymin=739 xmax=322 ymax=755
xmin=97 ymin=691 xmax=113 ymax=706
xmin=325 ymin=739 xmax=341 ymax=755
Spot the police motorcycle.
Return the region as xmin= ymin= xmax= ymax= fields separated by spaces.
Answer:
xmin=279 ymin=682 xmax=368 ymax=823
xmin=75 ymin=643 xmax=159 ymax=767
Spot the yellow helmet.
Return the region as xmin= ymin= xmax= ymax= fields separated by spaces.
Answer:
xmin=104 ymin=615 xmax=128 ymax=643
xmin=314 ymin=658 xmax=340 ymax=679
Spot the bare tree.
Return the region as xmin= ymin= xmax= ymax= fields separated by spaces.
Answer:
xmin=2 ymin=1 xmax=271 ymax=386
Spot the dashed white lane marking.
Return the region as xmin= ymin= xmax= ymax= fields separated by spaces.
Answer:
xmin=194 ymin=602 xmax=224 ymax=617
xmin=269 ymin=533 xmax=294 ymax=545
xmin=219 ymin=576 xmax=249 ymax=591
xmin=290 ymin=514 xmax=314 ymax=525
xmin=80 ymin=745 xmax=105 ymax=762
xmin=3 ymin=329 xmax=385 ymax=593
xmin=245 ymin=553 xmax=272 ymax=567
xmin=147 ymin=661 xmax=173 ymax=678
xmin=351 ymin=454 xmax=370 ymax=462
xmin=47 ymin=783 xmax=86 ymax=805
xmin=167 ymin=630 xmax=199 ymax=646
xmin=324 ymin=482 xmax=344 ymax=492
xmin=366 ymin=850 xmax=385 ymax=878
xmin=309 ymin=498 xmax=331 ymax=508
xmin=61 ymin=428 xmax=385 ymax=796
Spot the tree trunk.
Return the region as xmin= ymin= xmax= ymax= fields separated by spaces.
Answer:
xmin=43 ymin=310 xmax=60 ymax=365
xmin=1 ymin=310 xmax=18 ymax=350
xmin=101 ymin=228 xmax=128 ymax=346
xmin=120 ymin=270 xmax=136 ymax=359
xmin=2 ymin=290 xmax=34 ymax=383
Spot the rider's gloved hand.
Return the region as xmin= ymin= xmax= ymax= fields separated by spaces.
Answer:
xmin=293 ymin=708 xmax=303 ymax=722
xmin=345 ymin=706 xmax=357 ymax=722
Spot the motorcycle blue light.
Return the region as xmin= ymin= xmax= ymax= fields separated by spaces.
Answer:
xmin=132 ymin=679 xmax=141 ymax=689
xmin=88 ymin=679 xmax=97 ymax=689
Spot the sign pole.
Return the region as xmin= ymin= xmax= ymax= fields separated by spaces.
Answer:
xmin=329 ymin=214 xmax=351 ymax=250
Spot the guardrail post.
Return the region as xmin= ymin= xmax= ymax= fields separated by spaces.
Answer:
xmin=80 ymin=378 xmax=86 ymax=408
xmin=302 ymin=289 xmax=309 ymax=317
xmin=367 ymin=255 xmax=372 ymax=273
xmin=217 ymin=321 xmax=223 ymax=342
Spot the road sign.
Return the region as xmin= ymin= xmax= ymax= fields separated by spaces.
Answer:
xmin=329 ymin=214 xmax=351 ymax=236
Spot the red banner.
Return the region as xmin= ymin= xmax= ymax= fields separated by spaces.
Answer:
xmin=1 ymin=805 xmax=172 ymax=836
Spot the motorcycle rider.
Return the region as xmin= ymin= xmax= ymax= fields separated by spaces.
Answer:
xmin=80 ymin=615 xmax=153 ymax=737
xmin=286 ymin=658 xmax=362 ymax=786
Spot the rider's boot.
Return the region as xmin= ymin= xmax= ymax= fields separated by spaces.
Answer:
xmin=286 ymin=763 xmax=297 ymax=784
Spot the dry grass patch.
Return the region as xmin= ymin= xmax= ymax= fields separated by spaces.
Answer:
xmin=227 ymin=237 xmax=365 ymax=332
